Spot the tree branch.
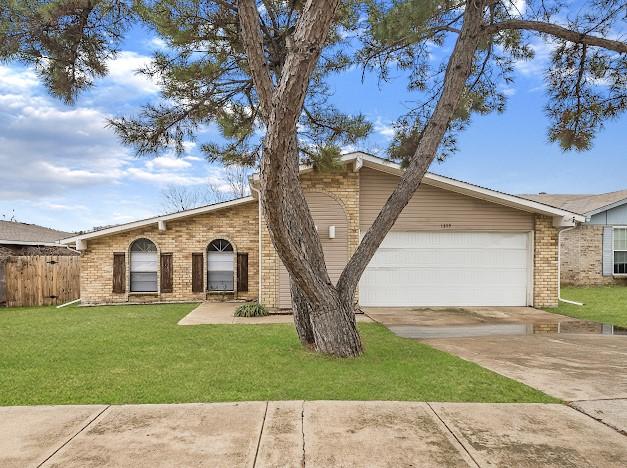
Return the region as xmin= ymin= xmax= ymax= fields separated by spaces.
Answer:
xmin=237 ymin=0 xmax=274 ymax=120
xmin=488 ymin=20 xmax=627 ymax=54
xmin=257 ymin=0 xmax=343 ymax=302
xmin=337 ymin=0 xmax=488 ymax=300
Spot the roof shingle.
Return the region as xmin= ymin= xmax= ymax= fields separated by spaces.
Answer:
xmin=520 ymin=189 xmax=627 ymax=215
xmin=0 ymin=221 xmax=73 ymax=244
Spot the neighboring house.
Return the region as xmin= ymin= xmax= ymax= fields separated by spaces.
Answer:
xmin=0 ymin=221 xmax=79 ymax=307
xmin=522 ymin=190 xmax=627 ymax=286
xmin=0 ymin=221 xmax=76 ymax=259
xmin=61 ymin=152 xmax=585 ymax=309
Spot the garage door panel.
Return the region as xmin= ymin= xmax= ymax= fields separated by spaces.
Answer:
xmin=360 ymin=231 xmax=530 ymax=307
xmin=370 ymin=248 xmax=528 ymax=269
xmin=378 ymin=231 xmax=528 ymax=249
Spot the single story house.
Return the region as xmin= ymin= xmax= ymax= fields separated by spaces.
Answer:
xmin=0 ymin=220 xmax=75 ymax=259
xmin=61 ymin=152 xmax=585 ymax=309
xmin=522 ymin=189 xmax=627 ymax=286
xmin=1 ymin=221 xmax=78 ymax=307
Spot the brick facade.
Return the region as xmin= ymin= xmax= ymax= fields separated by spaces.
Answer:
xmin=561 ymin=224 xmax=627 ymax=286
xmin=78 ymin=166 xmax=563 ymax=308
xmin=259 ymin=167 xmax=360 ymax=308
xmin=79 ymin=201 xmax=259 ymax=304
xmin=533 ymin=215 xmax=559 ymax=307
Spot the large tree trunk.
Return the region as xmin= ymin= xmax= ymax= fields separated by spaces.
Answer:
xmin=241 ymin=0 xmax=364 ymax=356
xmin=290 ymin=281 xmax=315 ymax=348
xmin=308 ymin=292 xmax=362 ymax=357
xmin=239 ymin=0 xmax=483 ymax=357
xmin=291 ymin=280 xmax=362 ymax=356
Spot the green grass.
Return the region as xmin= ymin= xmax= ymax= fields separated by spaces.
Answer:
xmin=0 ymin=304 xmax=556 ymax=406
xmin=551 ymin=286 xmax=627 ymax=328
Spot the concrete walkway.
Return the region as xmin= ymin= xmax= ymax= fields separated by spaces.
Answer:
xmin=2 ymin=401 xmax=626 ymax=467
xmin=178 ymin=302 xmax=373 ymax=325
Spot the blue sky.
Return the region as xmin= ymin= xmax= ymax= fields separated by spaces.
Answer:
xmin=0 ymin=24 xmax=625 ymax=233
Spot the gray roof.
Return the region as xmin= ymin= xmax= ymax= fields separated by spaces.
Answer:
xmin=520 ymin=189 xmax=627 ymax=215
xmin=0 ymin=221 xmax=73 ymax=244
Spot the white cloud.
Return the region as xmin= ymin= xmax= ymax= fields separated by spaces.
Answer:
xmin=513 ymin=38 xmax=557 ymax=76
xmin=146 ymin=37 xmax=168 ymax=50
xmin=35 ymin=201 xmax=88 ymax=211
xmin=0 ymin=66 xmax=131 ymax=199
xmin=106 ymin=51 xmax=160 ymax=94
xmin=500 ymin=87 xmax=516 ymax=97
xmin=505 ymin=0 xmax=526 ymax=16
xmin=0 ymin=65 xmax=39 ymax=92
xmin=146 ymin=156 xmax=192 ymax=170
xmin=127 ymin=167 xmax=207 ymax=186
xmin=374 ymin=118 xmax=396 ymax=139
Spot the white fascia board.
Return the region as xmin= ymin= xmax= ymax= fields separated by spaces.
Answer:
xmin=0 ymin=239 xmax=63 ymax=246
xmin=61 ymin=196 xmax=257 ymax=244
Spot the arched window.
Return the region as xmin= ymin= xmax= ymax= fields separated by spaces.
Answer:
xmin=130 ymin=238 xmax=158 ymax=292
xmin=207 ymin=239 xmax=234 ymax=291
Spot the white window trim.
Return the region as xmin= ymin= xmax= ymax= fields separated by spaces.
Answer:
xmin=613 ymin=226 xmax=627 ymax=276
xmin=207 ymin=239 xmax=235 ymax=292
xmin=129 ymin=238 xmax=159 ymax=293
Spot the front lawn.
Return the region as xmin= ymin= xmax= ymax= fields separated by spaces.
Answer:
xmin=0 ymin=304 xmax=555 ymax=405
xmin=552 ymin=286 xmax=627 ymax=328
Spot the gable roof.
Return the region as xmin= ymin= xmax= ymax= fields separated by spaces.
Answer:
xmin=520 ymin=189 xmax=627 ymax=216
xmin=61 ymin=196 xmax=257 ymax=244
xmin=333 ymin=152 xmax=585 ymax=220
xmin=63 ymin=151 xmax=585 ymax=245
xmin=0 ymin=220 xmax=73 ymax=246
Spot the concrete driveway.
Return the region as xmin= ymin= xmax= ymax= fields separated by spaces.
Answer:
xmin=366 ymin=307 xmax=627 ymax=432
xmin=3 ymin=402 xmax=627 ymax=467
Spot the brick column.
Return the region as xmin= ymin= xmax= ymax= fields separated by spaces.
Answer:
xmin=534 ymin=215 xmax=559 ymax=307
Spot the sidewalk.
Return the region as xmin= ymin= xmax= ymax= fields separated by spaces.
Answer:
xmin=2 ymin=401 xmax=626 ymax=467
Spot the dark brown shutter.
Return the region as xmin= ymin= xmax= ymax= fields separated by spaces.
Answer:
xmin=160 ymin=253 xmax=173 ymax=293
xmin=192 ymin=253 xmax=204 ymax=292
xmin=112 ymin=253 xmax=126 ymax=293
xmin=237 ymin=252 xmax=249 ymax=292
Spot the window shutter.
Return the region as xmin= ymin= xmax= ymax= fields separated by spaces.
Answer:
xmin=112 ymin=253 xmax=126 ymax=293
xmin=192 ymin=253 xmax=204 ymax=292
xmin=160 ymin=253 xmax=173 ymax=293
xmin=602 ymin=226 xmax=614 ymax=276
xmin=237 ymin=252 xmax=249 ymax=292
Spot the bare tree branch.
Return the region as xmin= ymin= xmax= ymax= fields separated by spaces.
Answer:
xmin=488 ymin=20 xmax=627 ymax=54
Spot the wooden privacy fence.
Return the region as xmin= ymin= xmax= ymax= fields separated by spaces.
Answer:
xmin=1 ymin=256 xmax=80 ymax=307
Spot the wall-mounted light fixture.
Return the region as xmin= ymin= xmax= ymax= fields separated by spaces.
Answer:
xmin=328 ymin=225 xmax=336 ymax=239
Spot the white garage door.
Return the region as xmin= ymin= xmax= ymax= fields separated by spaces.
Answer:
xmin=359 ymin=232 xmax=531 ymax=307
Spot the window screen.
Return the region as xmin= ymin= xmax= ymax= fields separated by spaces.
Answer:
xmin=130 ymin=239 xmax=158 ymax=292
xmin=207 ymin=239 xmax=234 ymax=291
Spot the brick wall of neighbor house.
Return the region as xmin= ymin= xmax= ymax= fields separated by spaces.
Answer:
xmin=259 ymin=167 xmax=360 ymax=309
xmin=534 ymin=215 xmax=559 ymax=307
xmin=561 ymin=224 xmax=627 ymax=286
xmin=80 ymin=201 xmax=259 ymax=304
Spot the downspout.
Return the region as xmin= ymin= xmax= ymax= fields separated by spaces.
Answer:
xmin=557 ymin=226 xmax=584 ymax=306
xmin=250 ymin=184 xmax=263 ymax=301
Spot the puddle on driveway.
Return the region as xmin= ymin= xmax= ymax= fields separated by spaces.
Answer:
xmin=388 ymin=322 xmax=627 ymax=339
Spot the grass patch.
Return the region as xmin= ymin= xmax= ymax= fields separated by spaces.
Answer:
xmin=0 ymin=304 xmax=556 ymax=405
xmin=550 ymin=286 xmax=627 ymax=328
